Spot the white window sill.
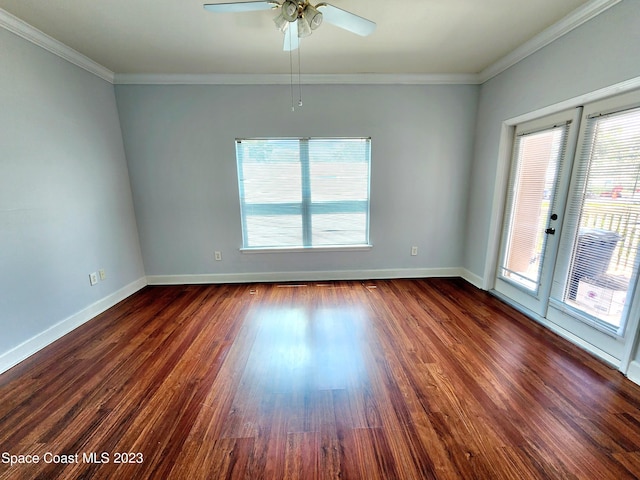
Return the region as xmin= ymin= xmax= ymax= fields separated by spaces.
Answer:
xmin=240 ymin=245 xmax=373 ymax=254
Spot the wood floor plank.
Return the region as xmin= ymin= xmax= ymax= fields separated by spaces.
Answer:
xmin=3 ymin=278 xmax=640 ymax=478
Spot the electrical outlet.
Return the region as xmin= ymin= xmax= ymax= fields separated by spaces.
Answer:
xmin=214 ymin=251 xmax=222 ymax=261
xmin=411 ymin=246 xmax=418 ymax=256
xmin=98 ymin=269 xmax=106 ymax=281
xmin=89 ymin=272 xmax=98 ymax=286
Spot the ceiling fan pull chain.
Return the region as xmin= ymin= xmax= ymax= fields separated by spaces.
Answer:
xmin=289 ymin=26 xmax=295 ymax=111
xmin=297 ymin=40 xmax=303 ymax=107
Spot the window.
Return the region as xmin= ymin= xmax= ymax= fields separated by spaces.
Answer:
xmin=236 ymin=137 xmax=371 ymax=250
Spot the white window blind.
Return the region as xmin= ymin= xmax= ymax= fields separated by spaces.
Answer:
xmin=555 ymin=105 xmax=640 ymax=331
xmin=498 ymin=124 xmax=569 ymax=292
xmin=236 ymin=137 xmax=371 ymax=249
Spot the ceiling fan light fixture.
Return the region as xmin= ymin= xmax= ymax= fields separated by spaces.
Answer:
xmin=297 ymin=17 xmax=312 ymax=37
xmin=273 ymin=11 xmax=289 ymax=31
xmin=281 ymin=0 xmax=299 ymax=21
xmin=303 ymin=4 xmax=323 ymax=30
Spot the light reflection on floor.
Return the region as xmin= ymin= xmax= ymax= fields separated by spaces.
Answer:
xmin=240 ymin=306 xmax=368 ymax=393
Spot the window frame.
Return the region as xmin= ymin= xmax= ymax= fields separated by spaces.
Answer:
xmin=235 ymin=137 xmax=373 ymax=253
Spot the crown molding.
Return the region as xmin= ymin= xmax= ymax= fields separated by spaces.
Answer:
xmin=0 ymin=8 xmax=115 ymax=83
xmin=113 ymin=72 xmax=481 ymax=85
xmin=478 ymin=0 xmax=622 ymax=83
xmin=1 ymin=0 xmax=621 ymax=87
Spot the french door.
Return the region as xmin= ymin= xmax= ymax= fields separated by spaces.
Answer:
xmin=495 ymin=109 xmax=580 ymax=316
xmin=496 ymin=90 xmax=640 ymax=365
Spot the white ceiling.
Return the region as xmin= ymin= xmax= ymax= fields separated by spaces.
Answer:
xmin=0 ymin=0 xmax=599 ymax=77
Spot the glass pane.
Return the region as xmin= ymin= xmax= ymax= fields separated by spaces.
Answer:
xmin=245 ymin=215 xmax=302 ymax=247
xmin=309 ymin=139 xmax=369 ymax=202
xmin=564 ymin=107 xmax=640 ymax=329
xmin=239 ymin=140 xmax=301 ymax=204
xmin=500 ymin=127 xmax=566 ymax=292
xmin=311 ymin=213 xmax=367 ymax=246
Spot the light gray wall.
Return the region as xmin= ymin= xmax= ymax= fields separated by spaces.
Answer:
xmin=115 ymin=83 xmax=478 ymax=277
xmin=0 ymin=29 xmax=144 ymax=355
xmin=464 ymin=0 xmax=640 ymax=280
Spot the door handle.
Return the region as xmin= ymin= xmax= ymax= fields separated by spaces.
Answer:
xmin=545 ymin=228 xmax=556 ymax=235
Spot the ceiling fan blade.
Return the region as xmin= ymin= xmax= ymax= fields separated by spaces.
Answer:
xmin=283 ymin=20 xmax=300 ymax=51
xmin=315 ymin=3 xmax=376 ymax=36
xmin=203 ymin=1 xmax=278 ymax=13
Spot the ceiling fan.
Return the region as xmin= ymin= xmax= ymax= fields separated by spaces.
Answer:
xmin=203 ymin=1 xmax=376 ymax=51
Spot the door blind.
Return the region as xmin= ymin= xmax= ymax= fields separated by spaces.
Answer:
xmin=498 ymin=124 xmax=569 ymax=293
xmin=554 ymin=105 xmax=640 ymax=332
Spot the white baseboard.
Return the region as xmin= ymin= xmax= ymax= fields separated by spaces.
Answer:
xmin=490 ymin=289 xmax=621 ymax=369
xmin=460 ymin=269 xmax=484 ymax=290
xmin=146 ymin=267 xmax=464 ymax=285
xmin=626 ymin=361 xmax=640 ymax=386
xmin=0 ymin=277 xmax=147 ymax=375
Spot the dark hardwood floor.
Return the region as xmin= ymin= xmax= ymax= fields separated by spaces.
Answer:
xmin=2 ymin=278 xmax=640 ymax=479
